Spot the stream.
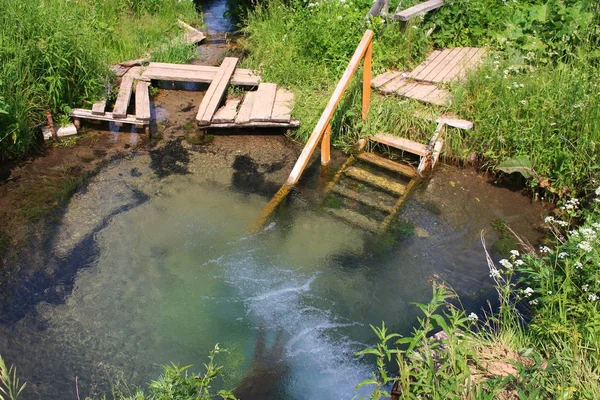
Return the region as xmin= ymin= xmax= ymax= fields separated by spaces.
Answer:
xmin=0 ymin=2 xmax=549 ymax=399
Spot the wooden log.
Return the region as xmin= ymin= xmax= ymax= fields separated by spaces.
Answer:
xmin=92 ymin=100 xmax=107 ymax=115
xmin=270 ymin=89 xmax=294 ymax=122
xmin=356 ymin=152 xmax=418 ymax=179
xmin=250 ymin=83 xmax=277 ymax=122
xmin=135 ymin=81 xmax=151 ymax=121
xmin=196 ymin=57 xmax=239 ymax=125
xmin=113 ymin=76 xmax=134 ymax=118
xmin=370 ymin=133 xmax=428 ymax=156
xmin=344 ymin=166 xmax=407 ymax=195
xmin=393 ymin=0 xmax=444 ymax=21
xmin=212 ymin=99 xmax=240 ymax=123
xmin=286 ymin=30 xmax=374 ymax=186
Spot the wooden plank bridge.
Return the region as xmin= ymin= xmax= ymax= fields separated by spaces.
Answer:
xmin=70 ymin=58 xmax=298 ymax=133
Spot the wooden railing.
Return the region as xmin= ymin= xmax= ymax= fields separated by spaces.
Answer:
xmin=252 ymin=30 xmax=374 ymax=231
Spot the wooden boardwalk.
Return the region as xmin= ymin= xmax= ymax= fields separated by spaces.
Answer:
xmin=70 ymin=58 xmax=298 ymax=133
xmin=371 ymin=47 xmax=486 ymax=106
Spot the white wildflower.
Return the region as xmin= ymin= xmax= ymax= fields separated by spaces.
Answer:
xmin=582 ymin=284 xmax=589 ymax=292
xmin=499 ymin=259 xmax=513 ymax=269
xmin=540 ymin=246 xmax=551 ymax=254
xmin=468 ymin=312 xmax=479 ymax=321
xmin=574 ymin=261 xmax=583 ymax=269
xmin=510 ymin=250 xmax=520 ymax=257
xmin=548 ymin=291 xmax=552 ymax=294
xmin=558 ymin=252 xmax=568 ymax=259
xmin=529 ymin=299 xmax=539 ymax=305
xmin=544 ymin=216 xmax=555 ymax=223
xmin=588 ymin=293 xmax=598 ymax=301
xmin=490 ymin=269 xmax=501 ymax=279
xmin=515 ymin=259 xmax=524 ymax=266
xmin=577 ymin=241 xmax=593 ymax=253
xmin=595 ymin=186 xmax=600 ymax=196
xmin=524 ymin=287 xmax=534 ymax=297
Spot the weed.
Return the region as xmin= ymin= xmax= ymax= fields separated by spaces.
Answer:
xmin=0 ymin=354 xmax=26 ymax=400
xmin=324 ymin=195 xmax=343 ymax=209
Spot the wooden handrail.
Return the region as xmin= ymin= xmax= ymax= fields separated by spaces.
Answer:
xmin=286 ymin=29 xmax=374 ymax=185
xmin=251 ymin=30 xmax=374 ymax=232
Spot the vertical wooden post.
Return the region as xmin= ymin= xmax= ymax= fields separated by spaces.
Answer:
xmin=321 ymin=124 xmax=331 ymax=165
xmin=45 ymin=110 xmax=59 ymax=142
xmin=362 ymin=41 xmax=372 ymax=120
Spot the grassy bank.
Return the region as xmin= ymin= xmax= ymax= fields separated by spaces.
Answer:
xmin=0 ymin=0 xmax=200 ymax=161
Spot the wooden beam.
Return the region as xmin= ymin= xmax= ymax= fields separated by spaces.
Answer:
xmin=234 ymin=92 xmax=256 ymax=124
xmin=370 ymin=133 xmax=428 ymax=156
xmin=70 ymin=108 xmax=148 ymax=125
xmin=270 ymin=89 xmax=294 ymax=122
xmin=112 ymin=76 xmax=134 ymax=118
xmin=356 ymin=152 xmax=418 ymax=179
xmin=196 ymin=57 xmax=239 ymax=125
xmin=362 ymin=41 xmax=372 ymax=119
xmin=393 ymin=0 xmax=444 ymax=21
xmin=142 ymin=63 xmax=260 ymax=86
xmin=321 ymin=124 xmax=331 ymax=166
xmin=135 ymin=81 xmax=151 ymax=121
xmin=286 ymin=30 xmax=374 ymax=186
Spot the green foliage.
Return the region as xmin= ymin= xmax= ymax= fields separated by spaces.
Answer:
xmin=0 ymin=354 xmax=26 ymax=400
xmin=0 ymin=0 xmax=199 ymax=161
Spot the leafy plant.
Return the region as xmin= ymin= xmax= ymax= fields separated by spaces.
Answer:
xmin=0 ymin=354 xmax=26 ymax=400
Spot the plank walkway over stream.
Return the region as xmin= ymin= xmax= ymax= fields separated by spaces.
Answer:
xmin=70 ymin=58 xmax=298 ymax=133
xmin=371 ymin=47 xmax=486 ymax=106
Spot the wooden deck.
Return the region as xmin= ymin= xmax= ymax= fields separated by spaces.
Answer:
xmin=371 ymin=47 xmax=486 ymax=106
xmin=70 ymin=58 xmax=298 ymax=132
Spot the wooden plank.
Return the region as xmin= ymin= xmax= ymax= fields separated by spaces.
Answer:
xmin=452 ymin=48 xmax=487 ymax=82
xmin=413 ymin=111 xmax=473 ymax=129
xmin=212 ymin=99 xmax=240 ymax=123
xmin=357 ymin=152 xmax=418 ymax=179
xmin=345 ymin=166 xmax=407 ymax=196
xmin=395 ymin=82 xmax=421 ymax=96
xmin=379 ymin=179 xmax=417 ymax=231
xmin=371 ymin=71 xmax=402 ymax=88
xmin=421 ymin=47 xmax=465 ymax=83
xmin=362 ymin=41 xmax=372 ymax=119
xmin=112 ymin=76 xmax=134 ymax=119
xmin=420 ymin=87 xmax=451 ymax=106
xmin=404 ymin=84 xmax=438 ymax=101
xmin=250 ymin=83 xmax=278 ymax=122
xmin=142 ymin=62 xmax=260 ymax=86
xmin=418 ymin=123 xmax=445 ymax=174
xmin=379 ymin=75 xmax=409 ymax=94
xmin=91 ymin=100 xmax=106 ymax=116
xmin=207 ymin=120 xmax=300 ymax=129
xmin=433 ymin=47 xmax=475 ymax=83
xmin=394 ymin=0 xmax=444 ymax=21
xmin=234 ymin=92 xmax=256 ymax=124
xmin=410 ymin=48 xmax=452 ymax=81
xmin=331 ymin=185 xmax=394 ymax=213
xmin=135 ymin=81 xmax=151 ymax=121
xmin=70 ymin=108 xmax=148 ymax=125
xmin=325 ymin=207 xmax=380 ymax=233
xmin=270 ymin=89 xmax=294 ymax=122
xmin=408 ymin=51 xmax=442 ymax=78
xmin=370 ymin=133 xmax=428 ymax=156
xmin=196 ymin=57 xmax=239 ymax=125
xmin=286 ymin=30 xmax=374 ymax=186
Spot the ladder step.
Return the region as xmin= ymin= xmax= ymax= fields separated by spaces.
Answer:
xmin=344 ymin=166 xmax=407 ymax=196
xmin=331 ymin=185 xmax=394 ymax=213
xmin=325 ymin=207 xmax=380 ymax=233
xmin=357 ymin=152 xmax=418 ymax=179
xmin=370 ymin=133 xmax=428 ymax=156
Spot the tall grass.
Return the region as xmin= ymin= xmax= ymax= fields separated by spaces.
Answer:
xmin=0 ymin=0 xmax=200 ymax=161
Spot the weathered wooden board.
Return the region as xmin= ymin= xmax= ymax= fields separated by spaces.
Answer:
xmin=206 ymin=120 xmax=300 ymax=129
xmin=325 ymin=207 xmax=380 ymax=233
xmin=212 ymin=99 xmax=240 ymax=123
xmin=394 ymin=0 xmax=444 ymax=21
xmin=91 ymin=100 xmax=106 ymax=116
xmin=408 ymin=51 xmax=442 ymax=78
xmin=371 ymin=71 xmax=403 ymax=88
xmin=234 ymin=92 xmax=256 ymax=124
xmin=344 ymin=166 xmax=407 ymax=196
xmin=70 ymin=108 xmax=148 ymax=125
xmin=452 ymin=48 xmax=487 ymax=82
xmin=420 ymin=87 xmax=451 ymax=106
xmin=357 ymin=152 xmax=418 ymax=179
xmin=421 ymin=47 xmax=464 ymax=82
xmin=142 ymin=62 xmax=260 ymax=86
xmin=135 ymin=81 xmax=151 ymax=121
xmin=196 ymin=57 xmax=239 ymax=125
xmin=270 ymin=89 xmax=294 ymax=122
xmin=370 ymin=133 xmax=428 ymax=156
xmin=250 ymin=83 xmax=278 ymax=122
xmin=112 ymin=76 xmax=134 ymax=119
xmin=379 ymin=75 xmax=409 ymax=94
xmin=409 ymin=48 xmax=451 ymax=81
xmin=413 ymin=111 xmax=473 ymax=129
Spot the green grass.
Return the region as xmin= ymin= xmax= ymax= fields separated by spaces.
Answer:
xmin=0 ymin=0 xmax=201 ymax=161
